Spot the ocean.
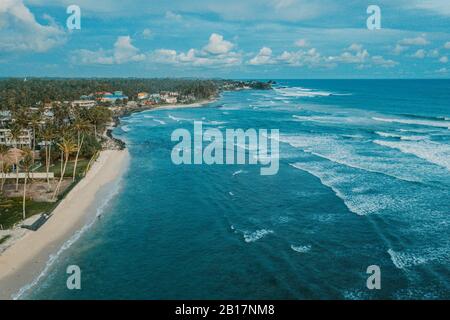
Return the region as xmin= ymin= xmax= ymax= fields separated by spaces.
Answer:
xmin=25 ymin=80 xmax=450 ymax=299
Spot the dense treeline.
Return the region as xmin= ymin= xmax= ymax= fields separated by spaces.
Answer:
xmin=0 ymin=78 xmax=227 ymax=108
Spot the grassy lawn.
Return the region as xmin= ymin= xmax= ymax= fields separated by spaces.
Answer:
xmin=0 ymin=197 xmax=55 ymax=230
xmin=36 ymin=159 xmax=90 ymax=178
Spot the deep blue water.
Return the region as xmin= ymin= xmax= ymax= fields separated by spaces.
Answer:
xmin=26 ymin=80 xmax=450 ymax=299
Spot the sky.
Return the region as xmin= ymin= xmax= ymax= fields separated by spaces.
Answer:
xmin=0 ymin=0 xmax=449 ymax=78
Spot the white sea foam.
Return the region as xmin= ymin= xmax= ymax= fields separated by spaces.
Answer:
xmin=290 ymin=244 xmax=311 ymax=253
xmin=281 ymin=134 xmax=431 ymax=183
xmin=232 ymin=169 xmax=246 ymax=176
xmin=387 ymin=247 xmax=450 ymax=270
xmin=121 ymin=125 xmax=131 ymax=132
xmin=373 ymin=117 xmax=450 ymax=129
xmin=387 ymin=249 xmax=427 ymax=269
xmin=290 ymin=162 xmax=396 ymax=215
xmin=374 ymin=139 xmax=450 ymax=171
xmin=375 ymin=131 xmax=426 ymax=141
xmin=153 ymin=119 xmax=166 ymax=125
xmin=275 ymin=87 xmax=334 ymax=98
xmin=243 ymin=229 xmax=274 ymax=243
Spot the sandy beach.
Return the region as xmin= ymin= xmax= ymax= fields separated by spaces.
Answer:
xmin=0 ymin=149 xmax=129 ymax=300
xmin=151 ymin=98 xmax=217 ymax=111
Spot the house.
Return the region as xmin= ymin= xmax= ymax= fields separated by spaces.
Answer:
xmin=100 ymin=91 xmax=128 ymax=103
xmin=0 ymin=111 xmax=12 ymax=127
xmin=0 ymin=128 xmax=32 ymax=148
xmin=137 ymin=92 xmax=149 ymax=100
xmin=160 ymin=91 xmax=179 ymax=104
xmin=71 ymin=100 xmax=97 ymax=108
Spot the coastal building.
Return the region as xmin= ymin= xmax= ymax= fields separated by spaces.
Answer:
xmin=100 ymin=91 xmax=128 ymax=103
xmin=71 ymin=100 xmax=97 ymax=108
xmin=0 ymin=111 xmax=12 ymax=127
xmin=160 ymin=91 xmax=179 ymax=104
xmin=0 ymin=128 xmax=32 ymax=148
xmin=137 ymin=92 xmax=149 ymax=100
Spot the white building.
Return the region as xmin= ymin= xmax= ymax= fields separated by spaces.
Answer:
xmin=71 ymin=100 xmax=97 ymax=108
xmin=0 ymin=129 xmax=32 ymax=148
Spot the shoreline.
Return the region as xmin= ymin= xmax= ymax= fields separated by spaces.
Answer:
xmin=0 ymin=149 xmax=130 ymax=300
xmin=0 ymin=96 xmax=214 ymax=300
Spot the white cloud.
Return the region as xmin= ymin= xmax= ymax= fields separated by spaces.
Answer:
xmin=248 ymin=47 xmax=274 ymax=65
xmin=399 ymin=36 xmax=429 ymax=46
xmin=328 ymin=44 xmax=397 ymax=68
xmin=410 ymin=0 xmax=450 ymax=16
xmin=0 ymin=0 xmax=65 ymax=52
xmin=393 ymin=44 xmax=407 ymax=55
xmin=149 ymin=34 xmax=241 ymax=67
xmin=142 ymin=28 xmax=153 ymax=39
xmin=428 ymin=49 xmax=440 ymax=57
xmin=412 ymin=49 xmax=426 ymax=59
xmin=113 ymin=36 xmax=146 ymax=63
xmin=439 ymin=56 xmax=448 ymax=63
xmin=165 ymin=11 xmax=182 ymax=21
xmin=73 ymin=36 xmax=145 ymax=65
xmin=331 ymin=44 xmax=369 ymax=64
xmin=294 ymin=39 xmax=308 ymax=47
xmin=203 ymin=33 xmax=234 ymax=55
xmin=277 ymin=48 xmax=324 ymax=67
xmin=371 ymin=56 xmax=398 ymax=68
xmin=445 ymin=42 xmax=450 ymax=49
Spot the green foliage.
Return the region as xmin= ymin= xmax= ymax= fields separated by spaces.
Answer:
xmin=80 ymin=134 xmax=101 ymax=158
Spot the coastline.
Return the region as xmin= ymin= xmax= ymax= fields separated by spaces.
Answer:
xmin=0 ymin=96 xmax=214 ymax=300
xmin=0 ymin=149 xmax=130 ymax=300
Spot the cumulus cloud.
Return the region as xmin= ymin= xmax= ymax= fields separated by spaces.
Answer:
xmin=248 ymin=47 xmax=274 ymax=65
xmin=445 ymin=42 xmax=450 ymax=49
xmin=328 ymin=44 xmax=397 ymax=68
xmin=203 ymin=33 xmax=234 ymax=54
xmin=142 ymin=28 xmax=153 ymax=39
xmin=73 ymin=36 xmax=145 ymax=65
xmin=294 ymin=39 xmax=308 ymax=47
xmin=393 ymin=44 xmax=407 ymax=55
xmin=277 ymin=48 xmax=323 ymax=67
xmin=399 ymin=36 xmax=429 ymax=46
xmin=412 ymin=49 xmax=426 ymax=58
xmin=0 ymin=0 xmax=65 ymax=52
xmin=371 ymin=56 xmax=398 ymax=68
xmin=440 ymin=56 xmax=448 ymax=63
xmin=165 ymin=11 xmax=182 ymax=21
xmin=330 ymin=44 xmax=369 ymax=64
xmin=149 ymin=33 xmax=241 ymax=67
xmin=410 ymin=0 xmax=450 ymax=16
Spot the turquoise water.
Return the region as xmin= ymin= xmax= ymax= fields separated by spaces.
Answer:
xmin=27 ymin=80 xmax=450 ymax=299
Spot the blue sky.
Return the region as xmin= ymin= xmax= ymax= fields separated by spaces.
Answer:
xmin=1 ymin=0 xmax=449 ymax=78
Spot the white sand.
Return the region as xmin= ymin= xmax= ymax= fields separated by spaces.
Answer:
xmin=0 ymin=149 xmax=129 ymax=300
xmin=152 ymin=98 xmax=217 ymax=111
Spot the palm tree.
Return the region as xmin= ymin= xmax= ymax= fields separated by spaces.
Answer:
xmin=52 ymin=137 xmax=77 ymax=200
xmin=39 ymin=124 xmax=55 ymax=190
xmin=9 ymin=123 xmax=22 ymax=192
xmin=20 ymin=148 xmax=34 ymax=220
xmin=71 ymin=118 xmax=90 ymax=181
xmin=0 ymin=145 xmax=9 ymax=193
xmin=29 ymin=111 xmax=42 ymax=163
